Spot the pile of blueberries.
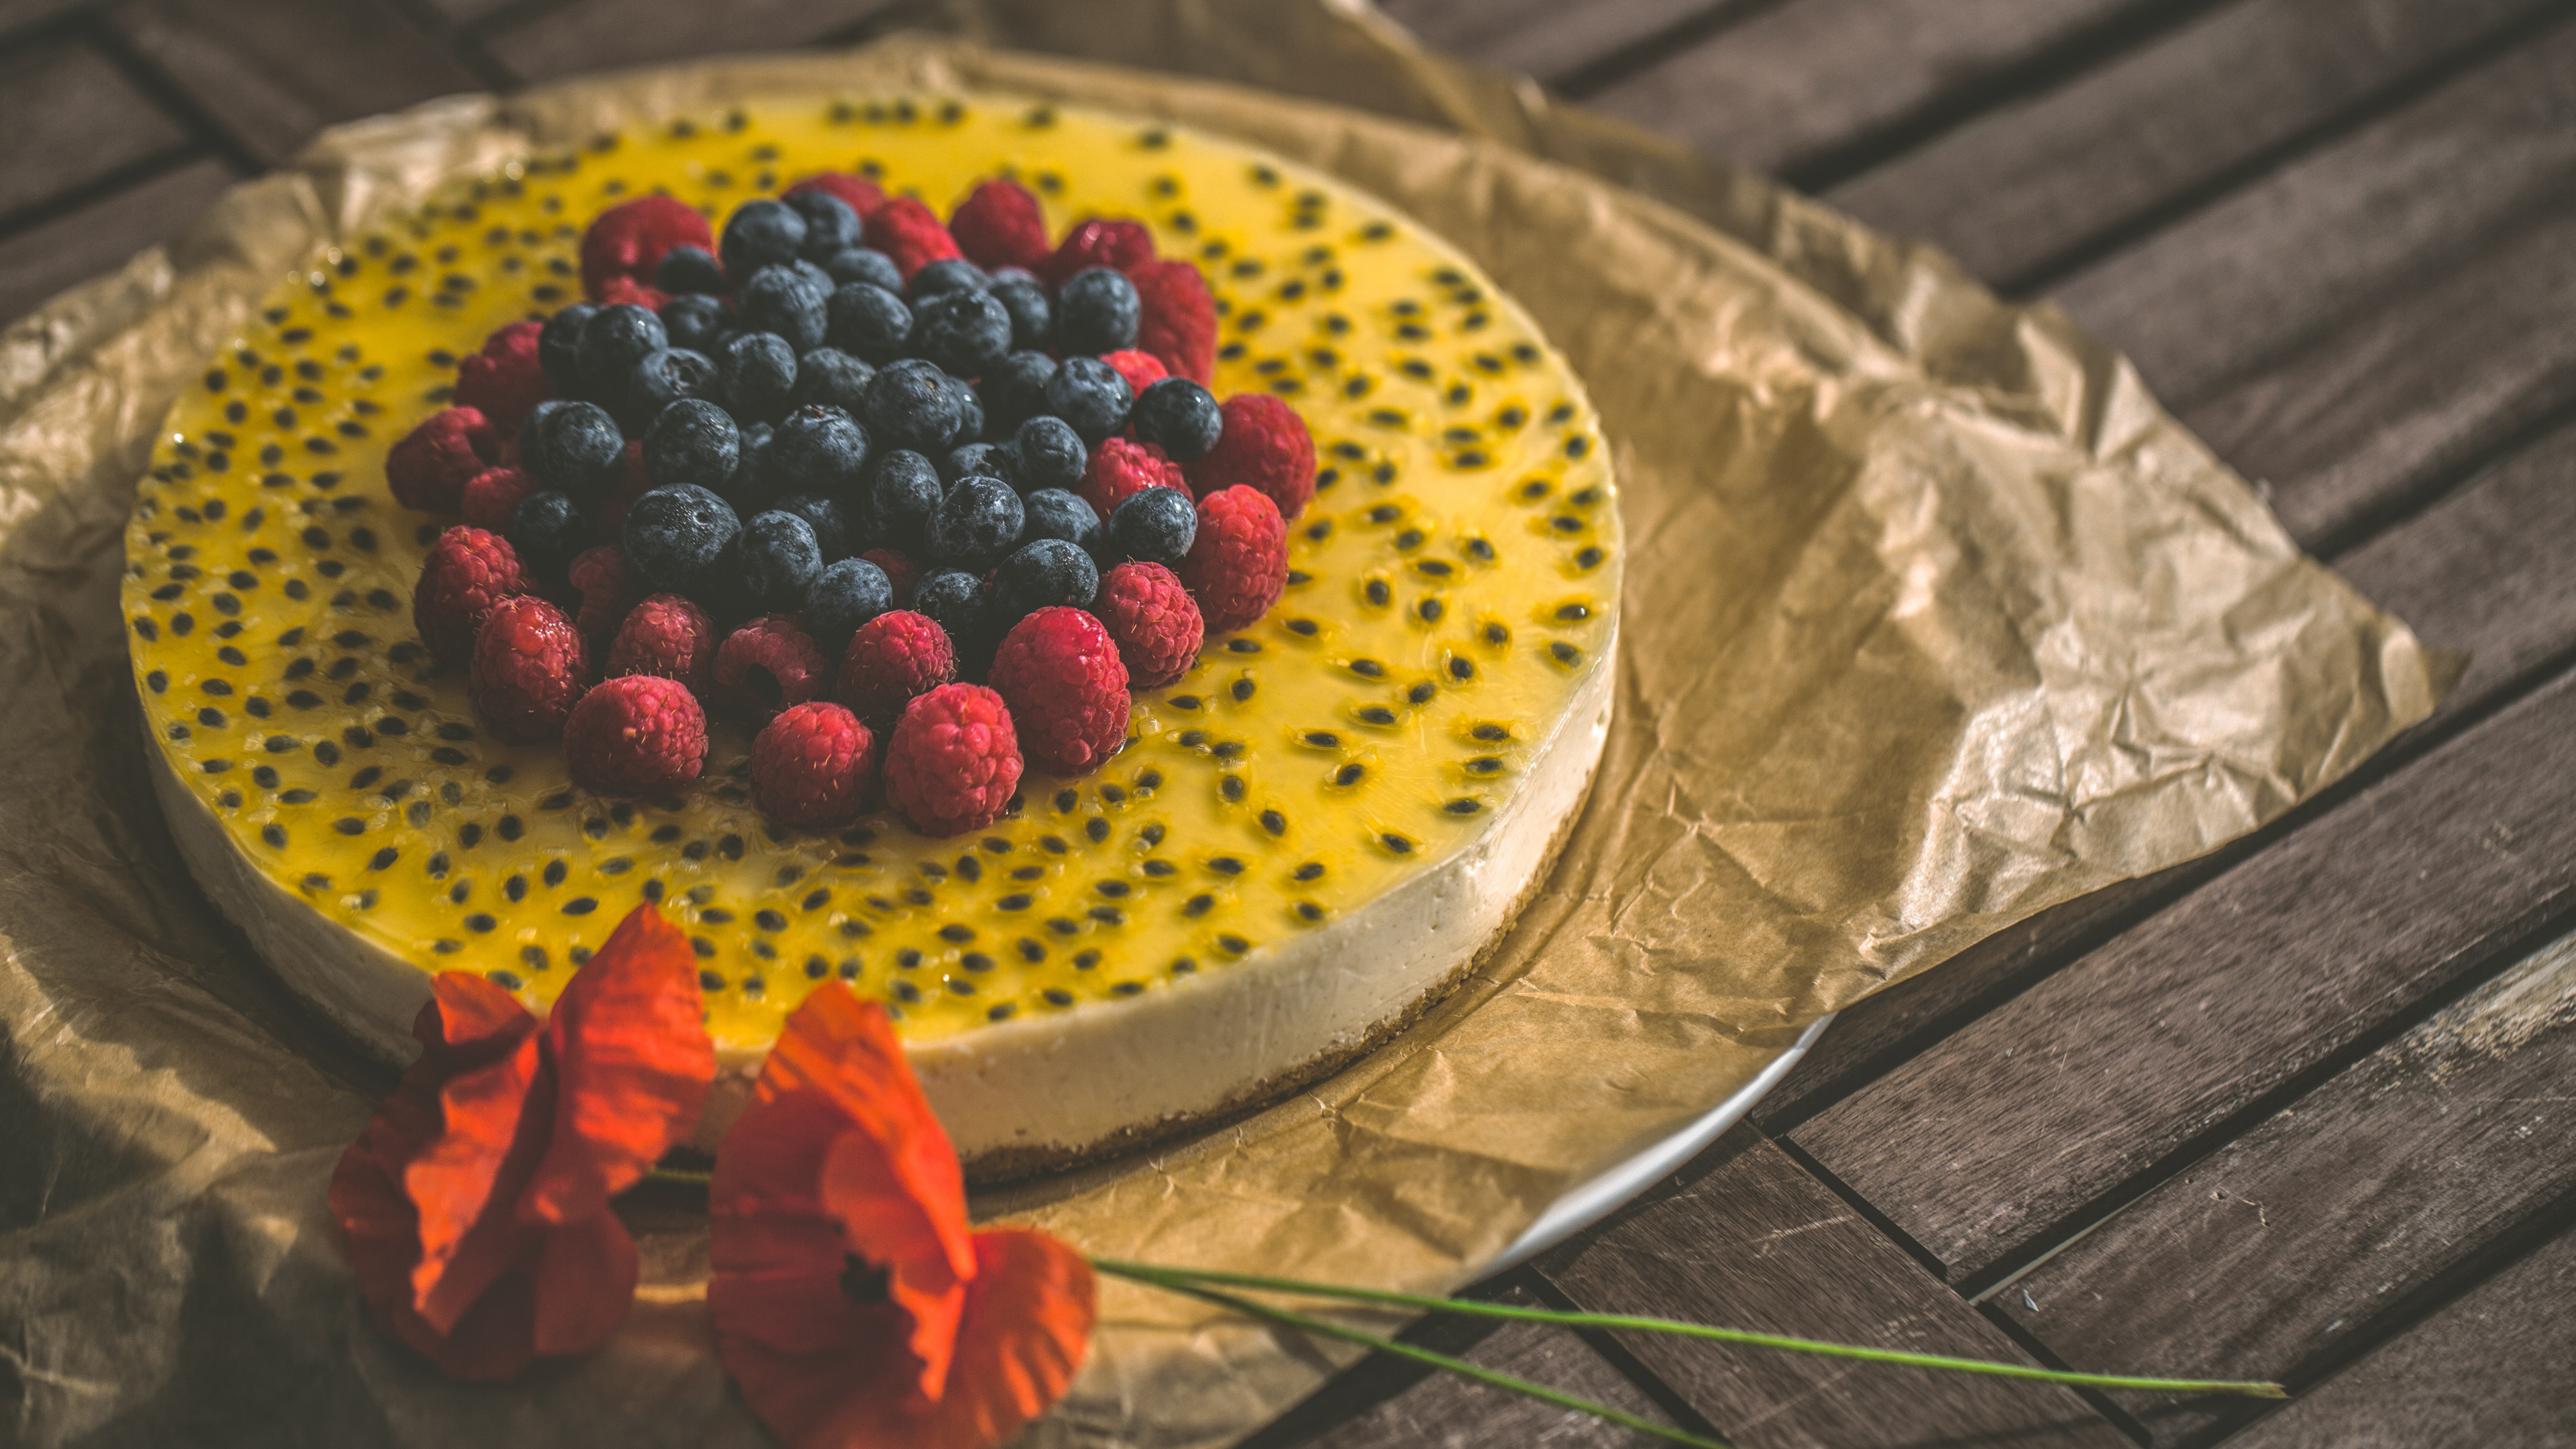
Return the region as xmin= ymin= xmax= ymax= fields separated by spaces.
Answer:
xmin=507 ymin=186 xmax=1217 ymax=664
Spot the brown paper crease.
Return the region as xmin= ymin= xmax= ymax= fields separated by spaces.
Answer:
xmin=0 ymin=5 xmax=2437 ymax=1446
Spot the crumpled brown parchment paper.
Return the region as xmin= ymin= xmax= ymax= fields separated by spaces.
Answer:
xmin=0 ymin=5 xmax=2440 ymax=1447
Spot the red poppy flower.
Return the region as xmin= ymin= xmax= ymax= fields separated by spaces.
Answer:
xmin=329 ymin=904 xmax=713 ymax=1379
xmin=709 ymin=985 xmax=1095 ymax=1449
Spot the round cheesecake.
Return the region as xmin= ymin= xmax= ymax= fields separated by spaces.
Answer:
xmin=125 ymin=95 xmax=1621 ymax=1177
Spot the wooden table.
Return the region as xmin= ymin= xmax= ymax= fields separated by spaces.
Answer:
xmin=9 ymin=2 xmax=2572 ymax=1444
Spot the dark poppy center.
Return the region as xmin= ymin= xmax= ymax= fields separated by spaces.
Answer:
xmin=839 ymin=1252 xmax=890 ymax=1305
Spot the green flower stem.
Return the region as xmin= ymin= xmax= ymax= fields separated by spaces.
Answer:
xmin=1130 ymin=1274 xmax=1731 ymax=1448
xmin=1091 ymin=1258 xmax=2285 ymax=1401
xmin=643 ymin=1164 xmax=712 ymax=1186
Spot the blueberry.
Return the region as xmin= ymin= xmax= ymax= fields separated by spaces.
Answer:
xmin=908 ymin=258 xmax=991 ymax=302
xmin=720 ymin=199 xmax=807 ymax=279
xmin=623 ymin=483 xmax=741 ymax=594
xmin=1056 ymin=266 xmax=1140 ymax=355
xmin=912 ymin=568 xmax=992 ymax=667
xmin=925 ymin=476 xmax=1024 ymax=570
xmin=766 ymin=404 xmax=871 ymax=499
xmin=786 ymin=190 xmax=863 ymax=261
xmin=620 ymin=347 xmax=719 ymax=431
xmin=518 ymin=399 xmax=567 ymax=477
xmin=1042 ymin=356 xmax=1132 ymax=443
xmin=826 ymin=282 xmax=914 ymax=364
xmin=1020 ymin=488 xmax=1103 ymax=556
xmin=822 ymin=246 xmax=904 ymax=293
xmin=943 ymin=441 xmax=1016 ymax=488
xmin=510 ymin=490 xmax=591 ymax=592
xmin=791 ymin=347 xmax=875 ymax=414
xmin=864 ymin=359 xmax=961 ymax=454
xmin=775 ymin=493 xmax=854 ymax=561
xmin=737 ymin=264 xmax=829 ymax=352
xmin=1106 ymin=484 xmax=1196 ymax=566
xmin=943 ymin=372 xmax=985 ymax=449
xmin=655 ymin=244 xmax=727 ymax=296
xmin=988 ymin=268 xmax=1052 ymax=351
xmin=737 ymin=509 xmax=824 ymax=611
xmin=980 ymin=352 xmax=1058 ymax=433
xmin=860 ymin=449 xmax=943 ymax=549
xmin=576 ymin=305 xmax=667 ymax=401
xmin=527 ymin=400 xmax=624 ymax=500
xmin=994 ymin=537 xmax=1099 ymax=623
xmin=717 ymin=331 xmax=799 ymax=423
xmin=1130 ymin=376 xmax=1224 ymax=462
xmin=658 ymin=292 xmax=731 ymax=354
xmin=538 ymin=303 xmax=598 ymax=392
xmin=643 ymin=397 xmax=741 ymax=490
xmin=1012 ymin=415 xmax=1086 ymax=494
xmin=804 ymin=557 xmax=894 ymax=647
xmin=912 ymin=288 xmax=1013 ymax=379
xmin=720 ymin=428 xmax=773 ymax=513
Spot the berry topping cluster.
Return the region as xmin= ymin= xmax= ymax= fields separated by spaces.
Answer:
xmin=395 ymin=176 xmax=1315 ymax=837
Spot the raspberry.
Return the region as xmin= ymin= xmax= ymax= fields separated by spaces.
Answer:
xmin=413 ymin=526 xmax=527 ymax=665
xmin=388 ymin=407 xmax=498 ymax=513
xmin=883 ymin=683 xmax=1022 ymax=837
xmin=1185 ymin=393 xmax=1316 ymax=521
xmin=595 ymin=274 xmax=673 ymax=313
xmin=1039 ymin=217 xmax=1155 ymax=287
xmin=1075 ymin=436 xmax=1187 ymax=521
xmin=1130 ymin=259 xmax=1216 ymax=385
xmin=1177 ymin=486 xmax=1287 ymax=634
xmin=606 ymin=592 xmax=717 ymax=694
xmin=598 ymin=440 xmax=652 ymax=540
xmin=785 ymin=171 xmax=888 ymax=224
xmin=460 ymin=465 xmax=538 ymax=533
xmin=566 ymin=544 xmax=639 ymax=654
xmin=564 ymin=674 xmax=707 ymax=796
xmin=949 ymin=178 xmax=1050 ymax=273
xmin=862 ymin=196 xmax=962 ymax=281
xmin=861 ymin=547 xmax=922 ymax=604
xmin=989 ymin=607 xmax=1131 ymax=775
xmin=453 ymin=321 xmax=551 ymax=435
xmin=711 ymin=614 xmax=827 ymax=721
xmin=1093 ymin=561 xmax=1203 ymax=688
xmin=834 ymin=608 xmax=956 ymax=723
xmin=469 ymin=595 xmax=588 ymax=743
xmin=751 ymin=702 xmax=879 ymax=828
xmin=1101 ymin=348 xmax=1168 ymax=398
xmin=580 ymin=194 xmax=712 ymax=303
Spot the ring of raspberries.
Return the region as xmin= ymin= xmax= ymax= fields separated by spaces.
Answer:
xmin=396 ymin=176 xmax=1311 ymax=838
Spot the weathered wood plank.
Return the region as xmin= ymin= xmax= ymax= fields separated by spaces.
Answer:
xmin=479 ymin=0 xmax=903 ymax=83
xmin=1830 ymin=0 xmax=2556 ymax=290
xmin=1373 ymin=0 xmax=1736 ymax=89
xmin=1996 ymin=928 xmax=2576 ymax=1444
xmin=2049 ymin=17 xmax=2576 ymax=411
xmin=0 ymin=157 xmax=235 ymax=327
xmin=2180 ymin=199 xmax=2576 ymax=553
xmin=1258 ymin=1286 xmax=1682 ymax=1449
xmin=1537 ymin=1127 xmax=2127 ymax=1448
xmin=1585 ymin=0 xmax=2155 ymax=179
xmin=2335 ymin=421 xmax=2576 ymax=728
xmin=1791 ymin=665 xmax=2576 ymax=1283
xmin=103 ymin=0 xmax=482 ymax=168
xmin=2223 ymin=1217 xmax=2576 ymax=1449
xmin=0 ymin=38 xmax=193 ymax=221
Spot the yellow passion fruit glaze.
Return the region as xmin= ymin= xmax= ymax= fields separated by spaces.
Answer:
xmin=125 ymin=97 xmax=1618 ymax=1055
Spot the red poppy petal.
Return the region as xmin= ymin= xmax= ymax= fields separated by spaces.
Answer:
xmin=716 ymin=1301 xmax=920 ymax=1449
xmin=526 ymin=904 xmax=714 ymax=1225
xmin=414 ymin=1258 xmax=542 ymax=1381
xmin=807 ymin=1230 xmax=1097 ymax=1449
xmin=822 ymin=1126 xmax=967 ymax=1400
xmin=404 ymin=981 xmax=551 ymax=1333
xmin=530 ymin=1216 xmax=639 ymax=1357
xmin=765 ymin=985 xmax=977 ymax=1291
